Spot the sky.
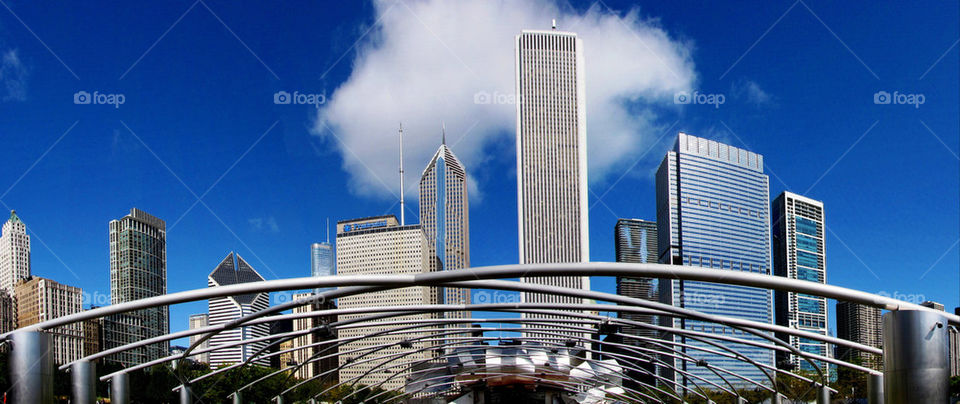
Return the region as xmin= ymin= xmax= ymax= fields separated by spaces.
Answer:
xmin=0 ymin=0 xmax=956 ymax=345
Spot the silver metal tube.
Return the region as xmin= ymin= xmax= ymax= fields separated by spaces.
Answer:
xmin=71 ymin=360 xmax=96 ymax=404
xmin=817 ymin=383 xmax=830 ymax=404
xmin=179 ymin=385 xmax=192 ymax=404
xmin=231 ymin=391 xmax=243 ymax=404
xmin=10 ymin=331 xmax=53 ymax=404
xmin=868 ymin=373 xmax=884 ymax=404
xmin=882 ymin=309 xmax=949 ymax=403
xmin=111 ymin=373 xmax=130 ymax=404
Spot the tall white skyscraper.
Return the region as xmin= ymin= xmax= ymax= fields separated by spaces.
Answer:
xmin=0 ymin=210 xmax=31 ymax=294
xmin=419 ymin=133 xmax=470 ymax=316
xmin=335 ymin=215 xmax=440 ymax=390
xmin=207 ymin=252 xmax=270 ymax=368
xmin=773 ymin=192 xmax=830 ymax=375
xmin=515 ymin=29 xmax=590 ymax=313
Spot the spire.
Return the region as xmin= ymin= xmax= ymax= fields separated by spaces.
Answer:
xmin=441 ymin=122 xmax=446 ymax=145
xmin=325 ymin=217 xmax=330 ymax=244
xmin=398 ymin=123 xmax=405 ymax=226
xmin=9 ymin=210 xmax=21 ymax=224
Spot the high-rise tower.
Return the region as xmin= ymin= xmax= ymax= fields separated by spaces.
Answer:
xmin=515 ymin=28 xmax=589 ymax=312
xmin=773 ymin=192 xmax=830 ymax=374
xmin=656 ymin=133 xmax=773 ymax=386
xmin=311 ymin=241 xmax=334 ymax=294
xmin=419 ymin=129 xmax=470 ymax=315
xmin=104 ymin=208 xmax=168 ymax=366
xmin=207 ymin=252 xmax=270 ymax=368
xmin=614 ymin=219 xmax=658 ymax=340
xmin=0 ymin=210 xmax=30 ymax=294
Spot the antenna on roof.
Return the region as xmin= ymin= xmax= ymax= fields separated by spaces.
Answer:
xmin=441 ymin=122 xmax=446 ymax=145
xmin=326 ymin=217 xmax=330 ymax=243
xmin=398 ymin=123 xmax=405 ymax=226
xmin=552 ymin=19 xmax=557 ymax=30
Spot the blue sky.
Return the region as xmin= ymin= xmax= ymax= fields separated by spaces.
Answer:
xmin=0 ymin=0 xmax=956 ymax=343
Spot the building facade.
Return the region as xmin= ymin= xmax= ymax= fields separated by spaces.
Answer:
xmin=0 ymin=210 xmax=30 ymax=295
xmin=419 ymin=136 xmax=470 ymax=316
xmin=773 ymin=192 xmax=830 ymax=374
xmin=656 ymin=133 xmax=774 ymax=386
xmin=291 ymin=292 xmax=338 ymax=383
xmin=188 ymin=313 xmax=210 ymax=364
xmin=515 ymin=28 xmax=590 ymax=318
xmin=614 ymin=219 xmax=658 ymax=341
xmin=104 ymin=208 xmax=168 ymax=366
xmin=207 ymin=252 xmax=270 ymax=368
xmin=835 ymin=301 xmax=883 ymax=371
xmin=335 ymin=215 xmax=439 ymax=391
xmin=311 ymin=242 xmax=335 ymax=294
xmin=14 ymin=277 xmax=85 ymax=364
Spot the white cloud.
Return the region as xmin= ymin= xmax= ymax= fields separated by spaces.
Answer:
xmin=0 ymin=49 xmax=28 ymax=102
xmin=249 ymin=217 xmax=280 ymax=233
xmin=731 ymin=79 xmax=771 ymax=106
xmin=314 ymin=0 xmax=696 ymax=200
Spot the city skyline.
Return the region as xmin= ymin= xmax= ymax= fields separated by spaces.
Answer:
xmin=0 ymin=0 xmax=954 ymax=352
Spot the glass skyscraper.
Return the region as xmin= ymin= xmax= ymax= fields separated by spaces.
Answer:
xmin=773 ymin=191 xmax=830 ymax=375
xmin=656 ymin=133 xmax=773 ymax=387
xmin=310 ymin=242 xmax=334 ymax=294
xmin=614 ymin=219 xmax=658 ymax=340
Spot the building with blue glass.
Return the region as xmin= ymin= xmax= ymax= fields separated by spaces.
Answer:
xmin=773 ymin=191 xmax=830 ymax=376
xmin=656 ymin=133 xmax=774 ymax=387
xmin=311 ymin=241 xmax=334 ymax=294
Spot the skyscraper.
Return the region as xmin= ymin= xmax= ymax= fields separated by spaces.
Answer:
xmin=836 ymin=301 xmax=883 ymax=371
xmin=15 ymin=276 xmax=85 ymax=364
xmin=1 ymin=210 xmax=31 ymax=294
xmin=207 ymin=252 xmax=270 ymax=368
xmin=419 ymin=133 xmax=470 ymax=315
xmin=188 ymin=313 xmax=210 ymax=364
xmin=515 ymin=28 xmax=589 ymax=313
xmin=291 ymin=292 xmax=338 ymax=382
xmin=311 ymin=241 xmax=334 ymax=294
xmin=614 ymin=219 xmax=658 ymax=340
xmin=656 ymin=133 xmax=774 ymax=386
xmin=773 ymin=192 xmax=830 ymax=374
xmin=104 ymin=208 xmax=168 ymax=366
xmin=335 ymin=215 xmax=439 ymax=390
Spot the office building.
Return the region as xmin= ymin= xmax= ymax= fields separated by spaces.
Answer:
xmin=920 ymin=301 xmax=945 ymax=311
xmin=614 ymin=219 xmax=658 ymax=340
xmin=15 ymin=276 xmax=85 ymax=364
xmin=188 ymin=313 xmax=210 ymax=364
xmin=311 ymin=241 xmax=334 ymax=294
xmin=291 ymin=292 xmax=338 ymax=383
xmin=772 ymin=192 xmax=830 ymax=374
xmin=419 ymin=134 xmax=470 ymax=317
xmin=104 ymin=208 xmax=168 ymax=366
xmin=335 ymin=215 xmax=439 ymax=390
xmin=515 ymin=28 xmax=590 ymax=321
xmin=836 ymin=301 xmax=883 ymax=371
xmin=656 ymin=133 xmax=774 ymax=386
xmin=0 ymin=210 xmax=30 ymax=294
xmin=207 ymin=252 xmax=270 ymax=368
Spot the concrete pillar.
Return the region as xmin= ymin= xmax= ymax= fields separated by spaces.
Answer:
xmin=868 ymin=373 xmax=884 ymax=404
xmin=111 ymin=373 xmax=130 ymax=404
xmin=71 ymin=360 xmax=96 ymax=404
xmin=882 ymin=309 xmax=949 ymax=403
xmin=10 ymin=331 xmax=54 ymax=404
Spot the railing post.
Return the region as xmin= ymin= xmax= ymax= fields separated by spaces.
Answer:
xmin=111 ymin=373 xmax=130 ymax=404
xmin=231 ymin=391 xmax=243 ymax=404
xmin=71 ymin=360 xmax=96 ymax=404
xmin=179 ymin=385 xmax=193 ymax=404
xmin=868 ymin=373 xmax=884 ymax=404
xmin=882 ymin=309 xmax=949 ymax=403
xmin=9 ymin=331 xmax=53 ymax=404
